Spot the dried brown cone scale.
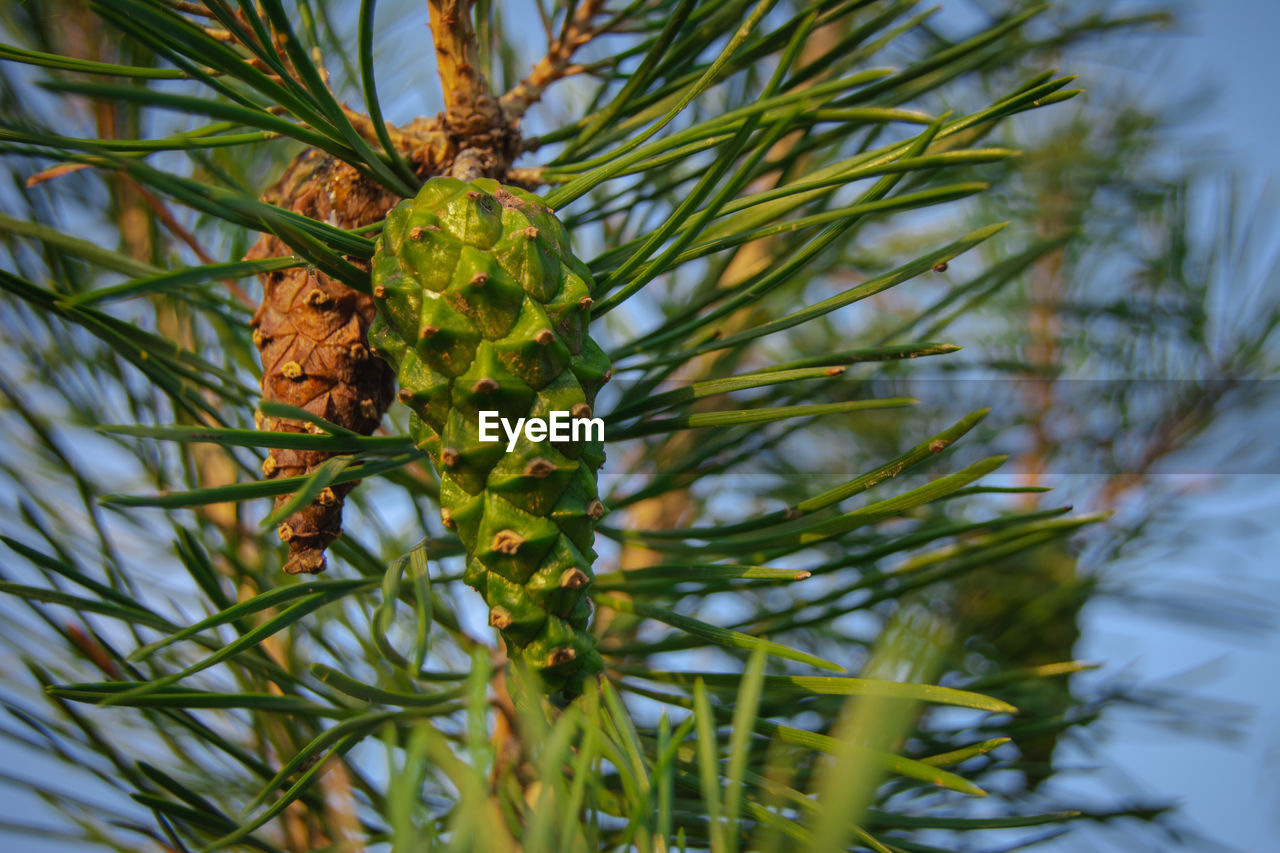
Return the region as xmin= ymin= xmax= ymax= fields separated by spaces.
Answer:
xmin=248 ymin=151 xmax=404 ymax=574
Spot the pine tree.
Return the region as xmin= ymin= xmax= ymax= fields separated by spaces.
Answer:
xmin=0 ymin=1 xmax=1271 ymax=850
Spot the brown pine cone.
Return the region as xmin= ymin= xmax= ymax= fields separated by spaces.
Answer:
xmin=247 ymin=151 xmax=402 ymax=574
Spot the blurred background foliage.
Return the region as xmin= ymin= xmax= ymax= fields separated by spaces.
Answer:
xmin=0 ymin=0 xmax=1275 ymax=851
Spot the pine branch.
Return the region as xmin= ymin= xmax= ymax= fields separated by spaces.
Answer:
xmin=427 ymin=0 xmax=516 ymax=178
xmin=0 ymin=2 xmax=1262 ymax=850
xmin=499 ymin=0 xmax=609 ymax=122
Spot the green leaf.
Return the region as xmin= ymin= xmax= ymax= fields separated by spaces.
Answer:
xmin=39 ymin=79 xmax=345 ymax=156
xmin=0 ymin=42 xmax=186 ymax=77
xmin=723 ymin=647 xmax=766 ymax=849
xmin=60 ymin=257 xmax=298 ymax=307
xmin=1 ymin=536 xmax=139 ymax=611
xmin=693 ymin=679 xmax=727 ymax=853
xmin=128 ymin=578 xmax=373 ymax=662
xmin=725 ymin=455 xmax=1009 ymax=554
xmin=257 ymin=400 xmax=363 ymax=436
xmin=764 ymin=342 xmax=963 ymax=371
xmin=629 ymin=671 xmax=1016 ymax=714
xmin=626 ymin=681 xmax=987 ymax=796
xmin=610 ymin=409 xmax=989 ymax=542
xmin=100 ymin=454 xmax=420 ymax=509
xmin=261 ymin=456 xmax=353 ymax=529
xmin=0 ymin=211 xmax=158 ymax=278
xmin=310 ymin=664 xmax=462 ymax=709
xmin=206 ymin=716 xmax=385 ymax=852
xmin=0 ymin=123 xmax=275 ymax=155
xmin=618 ymin=114 xmax=950 ymax=350
xmin=609 ymin=365 xmax=851 ymax=421
xmin=98 ymin=423 xmax=412 ymax=453
xmin=0 ymin=580 xmax=174 ymax=632
xmin=358 ymin=0 xmax=419 ymax=186
xmin=48 ymin=683 xmax=341 ymax=716
xmin=102 ymin=584 xmax=370 ymax=707
xmin=609 ymin=397 xmax=915 ymax=441
xmin=546 ymin=0 xmax=781 ymax=209
xmin=639 ymin=222 xmax=1005 ymax=363
xmin=917 ymin=737 xmax=1012 ymax=768
xmin=593 ymin=563 xmax=813 ymax=590
xmin=594 ymin=593 xmax=843 ymax=672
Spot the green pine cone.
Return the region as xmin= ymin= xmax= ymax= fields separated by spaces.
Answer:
xmin=369 ymin=177 xmax=610 ymax=700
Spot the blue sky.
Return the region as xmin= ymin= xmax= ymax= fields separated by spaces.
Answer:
xmin=1190 ymin=1 xmax=1280 ymax=176
xmin=1048 ymin=3 xmax=1280 ymax=849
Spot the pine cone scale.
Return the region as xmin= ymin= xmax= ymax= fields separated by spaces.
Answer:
xmin=249 ymin=154 xmax=400 ymax=574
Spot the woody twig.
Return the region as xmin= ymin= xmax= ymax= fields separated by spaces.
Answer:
xmin=500 ymin=0 xmax=609 ymax=122
xmin=426 ymin=0 xmax=513 ymax=179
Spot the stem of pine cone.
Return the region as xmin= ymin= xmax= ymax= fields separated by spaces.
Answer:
xmin=427 ymin=0 xmax=500 ymax=128
xmin=427 ymin=0 xmax=607 ymax=179
xmin=426 ymin=0 xmax=511 ymax=179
